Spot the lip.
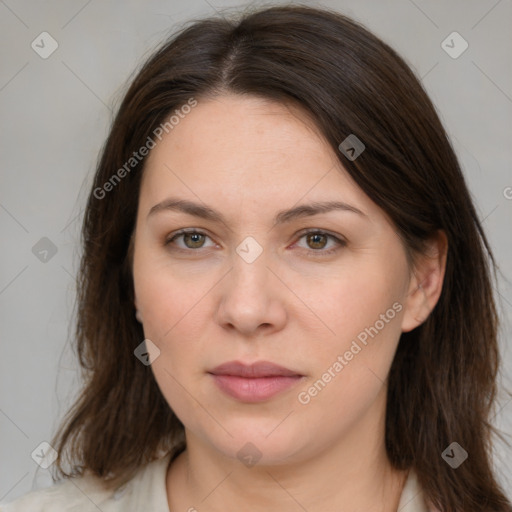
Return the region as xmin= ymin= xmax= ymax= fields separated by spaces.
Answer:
xmin=208 ymin=361 xmax=304 ymax=403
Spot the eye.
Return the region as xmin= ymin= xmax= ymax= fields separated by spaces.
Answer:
xmin=165 ymin=229 xmax=216 ymax=250
xmin=164 ymin=229 xmax=346 ymax=256
xmin=294 ymin=230 xmax=346 ymax=255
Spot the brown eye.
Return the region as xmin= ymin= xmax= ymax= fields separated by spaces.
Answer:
xmin=165 ymin=230 xmax=215 ymax=251
xmin=306 ymin=233 xmax=328 ymax=250
xmin=182 ymin=232 xmax=206 ymax=248
xmin=294 ymin=230 xmax=346 ymax=256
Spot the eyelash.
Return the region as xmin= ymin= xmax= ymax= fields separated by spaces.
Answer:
xmin=164 ymin=229 xmax=346 ymax=256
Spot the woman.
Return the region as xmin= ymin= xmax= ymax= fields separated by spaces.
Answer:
xmin=2 ymin=4 xmax=510 ymax=511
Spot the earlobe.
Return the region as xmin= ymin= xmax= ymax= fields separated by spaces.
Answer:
xmin=134 ymin=294 xmax=143 ymax=323
xmin=400 ymin=230 xmax=448 ymax=333
xmin=400 ymin=279 xmax=429 ymax=332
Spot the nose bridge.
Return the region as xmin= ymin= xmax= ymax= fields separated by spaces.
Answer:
xmin=214 ymin=235 xmax=286 ymax=334
xmin=229 ymin=235 xmax=273 ymax=297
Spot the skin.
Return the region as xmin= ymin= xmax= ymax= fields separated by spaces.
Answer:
xmin=132 ymin=94 xmax=447 ymax=512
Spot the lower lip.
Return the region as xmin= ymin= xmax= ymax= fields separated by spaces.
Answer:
xmin=210 ymin=374 xmax=303 ymax=402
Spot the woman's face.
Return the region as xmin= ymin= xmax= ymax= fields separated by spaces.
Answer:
xmin=132 ymin=94 xmax=419 ymax=465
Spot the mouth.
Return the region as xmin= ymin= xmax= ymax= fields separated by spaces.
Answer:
xmin=208 ymin=361 xmax=305 ymax=403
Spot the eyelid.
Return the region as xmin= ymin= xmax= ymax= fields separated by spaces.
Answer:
xmin=294 ymin=227 xmax=346 ymax=243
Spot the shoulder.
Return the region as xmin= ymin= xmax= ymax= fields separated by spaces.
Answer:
xmin=0 ymin=452 xmax=174 ymax=512
xmin=398 ymin=470 xmax=440 ymax=512
xmin=0 ymin=474 xmax=114 ymax=512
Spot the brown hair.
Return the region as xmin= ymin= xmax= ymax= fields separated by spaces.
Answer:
xmin=51 ymin=5 xmax=511 ymax=510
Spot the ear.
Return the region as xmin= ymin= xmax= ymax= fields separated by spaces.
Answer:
xmin=401 ymin=230 xmax=448 ymax=333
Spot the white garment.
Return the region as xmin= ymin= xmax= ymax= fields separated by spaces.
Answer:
xmin=1 ymin=448 xmax=431 ymax=511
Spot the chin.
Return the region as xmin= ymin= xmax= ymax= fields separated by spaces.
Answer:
xmin=199 ymin=421 xmax=312 ymax=467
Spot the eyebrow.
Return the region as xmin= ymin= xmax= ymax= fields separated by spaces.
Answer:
xmin=147 ymin=198 xmax=367 ymax=225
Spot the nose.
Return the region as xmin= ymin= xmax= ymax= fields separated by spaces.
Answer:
xmin=214 ymin=248 xmax=288 ymax=338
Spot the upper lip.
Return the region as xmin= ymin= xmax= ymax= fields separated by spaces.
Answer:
xmin=209 ymin=361 xmax=302 ymax=378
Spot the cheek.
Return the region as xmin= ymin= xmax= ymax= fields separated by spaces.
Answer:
xmin=297 ymin=258 xmax=406 ymax=404
xmin=309 ymin=258 xmax=406 ymax=344
xmin=136 ymin=274 xmax=210 ymax=426
xmin=137 ymin=279 xmax=209 ymax=374
xmin=150 ymin=356 xmax=209 ymax=438
xmin=133 ymin=250 xmax=213 ymax=341
xmin=133 ymin=257 xmax=218 ymax=392
xmin=295 ymin=302 xmax=402 ymax=441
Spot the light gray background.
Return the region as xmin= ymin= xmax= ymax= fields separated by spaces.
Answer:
xmin=1 ymin=0 xmax=511 ymax=503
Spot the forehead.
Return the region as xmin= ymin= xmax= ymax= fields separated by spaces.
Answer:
xmin=145 ymin=94 xmax=331 ymax=173
xmin=138 ymin=94 xmax=378 ymax=221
